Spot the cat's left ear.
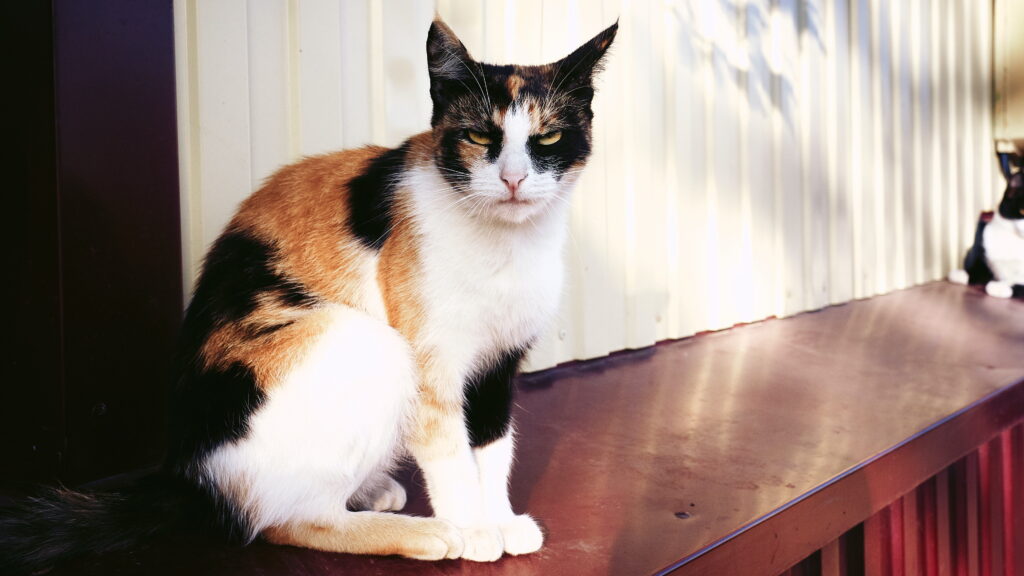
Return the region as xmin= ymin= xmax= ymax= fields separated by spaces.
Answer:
xmin=552 ymin=21 xmax=618 ymax=91
xmin=426 ymin=18 xmax=477 ymax=120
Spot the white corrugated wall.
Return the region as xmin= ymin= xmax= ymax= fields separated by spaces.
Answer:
xmin=174 ymin=0 xmax=999 ymax=372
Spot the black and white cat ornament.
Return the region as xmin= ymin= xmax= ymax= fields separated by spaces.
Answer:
xmin=949 ymin=148 xmax=1024 ymax=299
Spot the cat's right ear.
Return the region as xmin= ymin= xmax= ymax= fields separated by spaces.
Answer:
xmin=553 ymin=21 xmax=618 ymax=89
xmin=426 ymin=19 xmax=475 ymax=118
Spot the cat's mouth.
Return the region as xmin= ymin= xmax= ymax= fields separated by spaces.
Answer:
xmin=499 ymin=197 xmax=536 ymax=206
xmin=488 ymin=195 xmax=548 ymax=224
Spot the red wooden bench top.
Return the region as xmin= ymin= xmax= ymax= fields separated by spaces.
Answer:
xmin=52 ymin=282 xmax=1024 ymax=575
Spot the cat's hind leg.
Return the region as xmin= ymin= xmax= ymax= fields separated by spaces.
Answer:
xmin=264 ymin=512 xmax=463 ymax=560
xmin=203 ymin=305 xmax=422 ymax=545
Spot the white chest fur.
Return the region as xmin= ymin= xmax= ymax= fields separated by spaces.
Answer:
xmin=984 ymin=214 xmax=1024 ymax=284
xmin=409 ymin=170 xmax=568 ymax=375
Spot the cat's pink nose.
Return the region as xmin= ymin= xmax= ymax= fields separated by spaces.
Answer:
xmin=501 ymin=172 xmax=527 ymax=197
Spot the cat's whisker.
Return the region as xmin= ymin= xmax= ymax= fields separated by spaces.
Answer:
xmin=476 ymin=61 xmax=492 ymax=110
xmin=434 ymin=166 xmax=474 ymax=177
xmin=557 ymin=170 xmax=589 ymax=179
xmin=443 ymin=193 xmax=482 ymax=213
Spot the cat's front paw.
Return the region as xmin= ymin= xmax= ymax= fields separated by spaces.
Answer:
xmin=499 ymin=514 xmax=544 ymax=556
xmin=987 ymin=281 xmax=1014 ymax=298
xmin=459 ymin=526 xmax=504 ymax=562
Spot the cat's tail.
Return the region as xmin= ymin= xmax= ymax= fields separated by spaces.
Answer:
xmin=0 ymin=473 xmax=216 ymax=574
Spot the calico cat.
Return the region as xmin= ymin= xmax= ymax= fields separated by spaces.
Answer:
xmin=0 ymin=18 xmax=617 ymax=571
xmin=949 ymin=155 xmax=1024 ymax=299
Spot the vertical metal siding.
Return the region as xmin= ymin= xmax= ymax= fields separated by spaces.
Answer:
xmin=793 ymin=423 xmax=1024 ymax=576
xmin=174 ymin=0 xmax=999 ymax=372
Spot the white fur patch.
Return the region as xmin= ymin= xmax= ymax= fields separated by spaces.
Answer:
xmin=474 ymin=434 xmax=544 ymax=555
xmin=418 ymin=447 xmax=484 ymax=526
xmin=408 ymin=163 xmax=569 ymax=373
xmin=986 ymin=280 xmax=1014 ymax=299
xmin=948 ymin=269 xmax=969 ymax=285
xmin=475 ymin=433 xmax=516 ymax=523
xmin=499 ymin=514 xmax=544 ymax=556
xmin=202 ymin=306 xmax=417 ymax=538
xmin=984 ymin=213 xmax=1024 ymax=285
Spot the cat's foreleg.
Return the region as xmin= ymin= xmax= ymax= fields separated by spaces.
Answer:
xmin=474 ymin=432 xmax=544 ymax=555
xmin=408 ymin=361 xmax=504 ymax=562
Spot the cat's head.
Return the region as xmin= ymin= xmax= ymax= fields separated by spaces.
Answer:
xmin=425 ymin=18 xmax=617 ymax=224
xmin=999 ymin=170 xmax=1024 ymax=221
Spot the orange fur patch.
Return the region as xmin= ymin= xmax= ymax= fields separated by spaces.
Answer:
xmin=490 ymin=107 xmax=507 ymax=128
xmin=200 ymin=308 xmax=333 ymax=388
xmin=263 ymin=514 xmax=457 ymax=559
xmin=378 ymin=201 xmax=425 ymax=344
xmin=506 ymin=74 xmax=525 ymax=100
xmin=232 ymin=147 xmax=385 ymax=308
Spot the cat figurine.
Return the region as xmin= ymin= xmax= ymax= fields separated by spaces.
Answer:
xmin=949 ymin=159 xmax=1024 ymax=299
xmin=0 ymin=18 xmax=617 ymax=572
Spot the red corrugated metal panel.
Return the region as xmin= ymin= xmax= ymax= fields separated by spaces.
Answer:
xmin=780 ymin=426 xmax=1024 ymax=576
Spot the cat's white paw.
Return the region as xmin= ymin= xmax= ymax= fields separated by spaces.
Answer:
xmin=370 ymin=477 xmax=407 ymax=512
xmin=459 ymin=526 xmax=504 ymax=562
xmin=948 ymin=269 xmax=969 ymax=285
xmin=987 ymin=281 xmax=1013 ymax=298
xmin=499 ymin=514 xmax=544 ymax=556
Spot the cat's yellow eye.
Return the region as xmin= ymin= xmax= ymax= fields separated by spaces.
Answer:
xmin=467 ymin=131 xmax=493 ymax=146
xmin=537 ymin=131 xmax=562 ymax=146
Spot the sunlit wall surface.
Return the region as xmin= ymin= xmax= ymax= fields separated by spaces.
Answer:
xmin=174 ymin=0 xmax=998 ymax=372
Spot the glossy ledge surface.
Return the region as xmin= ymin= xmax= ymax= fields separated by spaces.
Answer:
xmin=53 ymin=282 xmax=1024 ymax=575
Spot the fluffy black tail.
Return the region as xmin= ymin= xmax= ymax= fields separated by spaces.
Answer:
xmin=0 ymin=473 xmax=214 ymax=574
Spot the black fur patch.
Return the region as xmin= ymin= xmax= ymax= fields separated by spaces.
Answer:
xmin=166 ymin=364 xmax=264 ymax=477
xmin=165 ymin=231 xmax=316 ymax=481
xmin=998 ymin=183 xmax=1024 ymax=221
xmin=349 ymin=143 xmax=410 ymax=249
xmin=438 ymin=130 xmax=474 ymax=189
xmin=186 ymin=232 xmax=317 ymax=322
xmin=464 ymin=348 xmax=526 ymax=448
xmin=529 ymin=128 xmax=592 ymax=175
